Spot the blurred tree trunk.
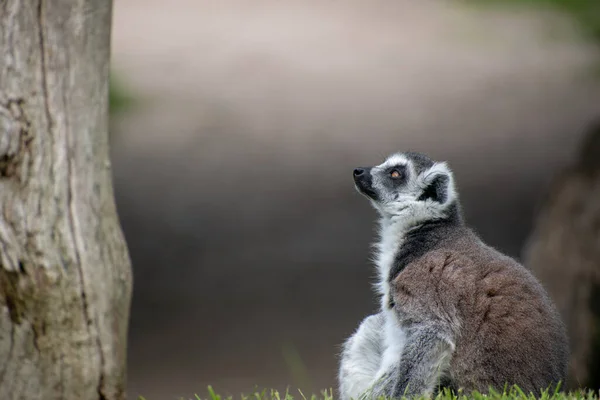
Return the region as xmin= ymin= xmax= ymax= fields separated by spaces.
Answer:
xmin=523 ymin=120 xmax=600 ymax=391
xmin=0 ymin=1 xmax=133 ymax=400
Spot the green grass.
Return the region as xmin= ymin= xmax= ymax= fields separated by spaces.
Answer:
xmin=137 ymin=385 xmax=599 ymax=400
xmin=109 ymin=71 xmax=135 ymax=115
xmin=471 ymin=0 xmax=600 ymax=43
xmin=525 ymin=0 xmax=600 ymax=42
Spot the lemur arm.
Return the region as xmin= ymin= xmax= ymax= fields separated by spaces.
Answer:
xmin=338 ymin=313 xmax=386 ymax=400
xmin=367 ymin=323 xmax=454 ymax=399
xmin=390 ymin=324 xmax=455 ymax=397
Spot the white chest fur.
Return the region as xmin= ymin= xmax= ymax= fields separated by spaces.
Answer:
xmin=374 ymin=308 xmax=407 ymax=384
xmin=375 ymin=216 xmax=408 ymax=310
xmin=373 ymin=217 xmax=409 ymax=384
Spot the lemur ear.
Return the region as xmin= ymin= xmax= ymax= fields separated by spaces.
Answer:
xmin=416 ymin=161 xmax=454 ymax=204
xmin=418 ymin=174 xmax=449 ymax=203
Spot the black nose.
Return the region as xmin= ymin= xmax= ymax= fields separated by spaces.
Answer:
xmin=353 ymin=168 xmax=365 ymax=177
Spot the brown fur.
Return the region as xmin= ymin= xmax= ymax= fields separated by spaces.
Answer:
xmin=391 ymin=227 xmax=569 ymax=394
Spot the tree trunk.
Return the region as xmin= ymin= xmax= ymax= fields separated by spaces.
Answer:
xmin=0 ymin=1 xmax=133 ymax=399
xmin=523 ymin=120 xmax=600 ymax=391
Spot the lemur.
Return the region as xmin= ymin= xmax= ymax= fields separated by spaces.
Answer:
xmin=338 ymin=152 xmax=569 ymax=399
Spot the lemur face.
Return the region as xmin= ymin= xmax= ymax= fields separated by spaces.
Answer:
xmin=353 ymin=152 xmax=455 ymax=217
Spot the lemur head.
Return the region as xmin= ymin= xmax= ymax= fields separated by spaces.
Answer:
xmin=353 ymin=152 xmax=460 ymax=223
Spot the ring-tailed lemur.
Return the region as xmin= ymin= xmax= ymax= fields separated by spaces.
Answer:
xmin=338 ymin=152 xmax=568 ymax=399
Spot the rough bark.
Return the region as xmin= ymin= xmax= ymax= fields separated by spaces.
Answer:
xmin=0 ymin=1 xmax=133 ymax=399
xmin=523 ymin=120 xmax=600 ymax=391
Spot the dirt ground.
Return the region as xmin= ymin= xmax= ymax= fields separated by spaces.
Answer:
xmin=109 ymin=1 xmax=600 ymax=398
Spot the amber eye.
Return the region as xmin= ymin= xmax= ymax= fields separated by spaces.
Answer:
xmin=390 ymin=169 xmax=402 ymax=179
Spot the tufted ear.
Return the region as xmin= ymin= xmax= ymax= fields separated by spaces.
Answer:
xmin=418 ymin=174 xmax=449 ymax=203
xmin=417 ymin=162 xmax=454 ymax=204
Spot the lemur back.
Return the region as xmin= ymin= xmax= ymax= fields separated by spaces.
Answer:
xmin=390 ymin=226 xmax=568 ymax=395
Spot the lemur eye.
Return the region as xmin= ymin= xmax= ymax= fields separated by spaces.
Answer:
xmin=390 ymin=169 xmax=402 ymax=179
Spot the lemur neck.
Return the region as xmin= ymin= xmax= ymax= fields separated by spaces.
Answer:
xmin=374 ymin=202 xmax=464 ymax=310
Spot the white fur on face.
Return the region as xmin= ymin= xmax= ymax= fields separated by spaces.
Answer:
xmin=369 ymin=154 xmax=456 ymax=216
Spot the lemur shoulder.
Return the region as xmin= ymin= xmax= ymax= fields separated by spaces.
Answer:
xmin=338 ymin=152 xmax=569 ymax=399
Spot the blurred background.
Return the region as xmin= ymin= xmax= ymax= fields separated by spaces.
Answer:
xmin=107 ymin=0 xmax=600 ymax=398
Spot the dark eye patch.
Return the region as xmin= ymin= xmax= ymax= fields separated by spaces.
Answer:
xmin=384 ymin=165 xmax=408 ymax=185
xmin=385 ymin=165 xmax=406 ymax=176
